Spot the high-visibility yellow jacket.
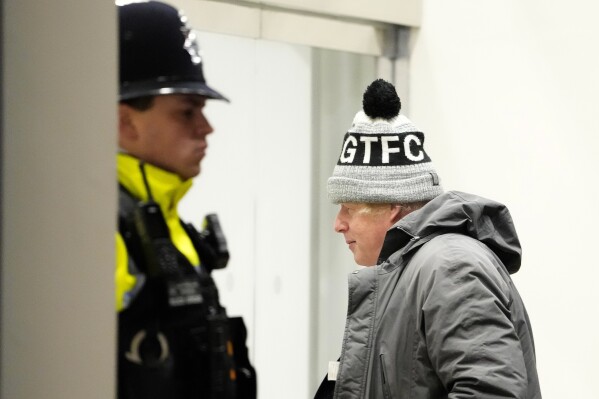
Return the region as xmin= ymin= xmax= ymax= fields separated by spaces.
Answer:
xmin=115 ymin=153 xmax=200 ymax=311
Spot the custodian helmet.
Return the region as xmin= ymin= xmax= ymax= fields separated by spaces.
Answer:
xmin=118 ymin=1 xmax=228 ymax=101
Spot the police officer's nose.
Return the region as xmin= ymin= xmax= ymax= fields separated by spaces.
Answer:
xmin=195 ymin=112 xmax=214 ymax=137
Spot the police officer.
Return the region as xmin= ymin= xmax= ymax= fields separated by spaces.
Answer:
xmin=116 ymin=2 xmax=255 ymax=398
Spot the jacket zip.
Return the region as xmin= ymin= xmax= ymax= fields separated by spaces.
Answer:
xmin=379 ymin=353 xmax=391 ymax=399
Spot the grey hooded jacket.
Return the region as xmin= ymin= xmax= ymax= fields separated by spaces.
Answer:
xmin=332 ymin=191 xmax=541 ymax=399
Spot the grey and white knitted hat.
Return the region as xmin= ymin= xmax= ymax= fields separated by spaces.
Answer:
xmin=327 ymin=79 xmax=443 ymax=204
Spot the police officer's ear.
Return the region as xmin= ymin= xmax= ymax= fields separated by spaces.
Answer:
xmin=118 ymin=103 xmax=139 ymax=147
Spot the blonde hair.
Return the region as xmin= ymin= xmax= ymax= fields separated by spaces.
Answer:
xmin=359 ymin=200 xmax=429 ymax=216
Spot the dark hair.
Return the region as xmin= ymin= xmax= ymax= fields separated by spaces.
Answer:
xmin=120 ymin=95 xmax=155 ymax=111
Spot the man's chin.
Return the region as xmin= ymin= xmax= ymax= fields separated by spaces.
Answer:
xmin=178 ymin=167 xmax=200 ymax=181
xmin=354 ymin=256 xmax=376 ymax=267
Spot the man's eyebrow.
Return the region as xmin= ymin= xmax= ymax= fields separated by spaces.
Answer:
xmin=181 ymin=96 xmax=205 ymax=106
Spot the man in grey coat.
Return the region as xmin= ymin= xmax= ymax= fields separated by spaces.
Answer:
xmin=314 ymin=79 xmax=541 ymax=399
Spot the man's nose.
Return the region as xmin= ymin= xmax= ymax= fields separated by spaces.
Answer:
xmin=195 ymin=112 xmax=214 ymax=136
xmin=334 ymin=214 xmax=347 ymax=233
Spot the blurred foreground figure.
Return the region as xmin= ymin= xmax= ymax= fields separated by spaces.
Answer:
xmin=116 ymin=2 xmax=256 ymax=398
xmin=314 ymin=79 xmax=541 ymax=399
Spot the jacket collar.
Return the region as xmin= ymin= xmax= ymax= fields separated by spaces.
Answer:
xmin=378 ymin=191 xmax=522 ymax=274
xmin=117 ymin=153 xmax=192 ymax=215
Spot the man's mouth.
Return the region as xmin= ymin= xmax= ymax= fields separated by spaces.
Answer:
xmin=195 ymin=146 xmax=206 ymax=161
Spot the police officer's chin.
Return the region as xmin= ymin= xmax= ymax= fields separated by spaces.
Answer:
xmin=178 ymin=165 xmax=201 ymax=181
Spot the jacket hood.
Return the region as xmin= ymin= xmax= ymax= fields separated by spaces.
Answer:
xmin=379 ymin=191 xmax=522 ymax=273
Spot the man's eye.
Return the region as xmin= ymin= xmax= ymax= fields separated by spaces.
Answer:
xmin=182 ymin=109 xmax=195 ymax=119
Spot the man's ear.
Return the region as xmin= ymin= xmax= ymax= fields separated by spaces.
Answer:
xmin=389 ymin=205 xmax=404 ymax=224
xmin=118 ymin=104 xmax=138 ymax=147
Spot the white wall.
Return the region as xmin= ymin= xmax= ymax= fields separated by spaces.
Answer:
xmin=410 ymin=1 xmax=599 ymax=398
xmin=179 ymin=33 xmax=315 ymax=399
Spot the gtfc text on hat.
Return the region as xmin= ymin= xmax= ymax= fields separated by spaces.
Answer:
xmin=327 ymin=79 xmax=443 ymax=204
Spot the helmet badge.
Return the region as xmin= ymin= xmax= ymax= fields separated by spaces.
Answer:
xmin=178 ymin=11 xmax=202 ymax=66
